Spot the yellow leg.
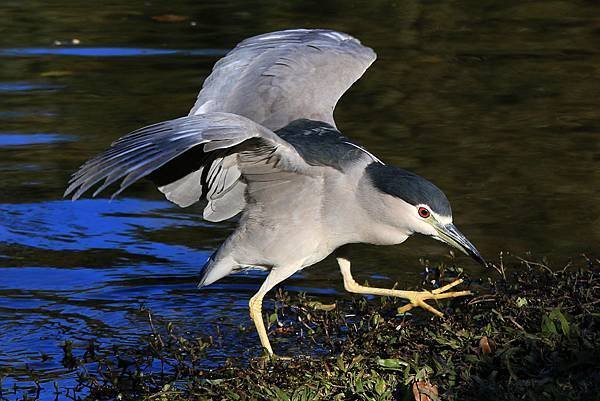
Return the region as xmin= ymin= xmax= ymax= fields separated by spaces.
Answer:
xmin=249 ymin=266 xmax=296 ymax=357
xmin=337 ymin=257 xmax=471 ymax=317
xmin=249 ymin=292 xmax=273 ymax=355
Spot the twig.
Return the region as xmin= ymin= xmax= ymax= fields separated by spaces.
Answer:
xmin=507 ymin=316 xmax=525 ymax=331
xmin=515 ymin=256 xmax=554 ymax=275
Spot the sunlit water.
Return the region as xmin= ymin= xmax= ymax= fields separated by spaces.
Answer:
xmin=1 ymin=1 xmax=599 ymax=399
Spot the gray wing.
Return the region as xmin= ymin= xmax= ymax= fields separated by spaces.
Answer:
xmin=189 ymin=29 xmax=376 ymax=131
xmin=64 ymin=112 xmax=312 ymax=222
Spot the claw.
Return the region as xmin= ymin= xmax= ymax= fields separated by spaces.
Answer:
xmin=432 ymin=278 xmax=464 ymax=294
xmin=396 ymin=279 xmax=471 ymax=318
xmin=338 ymin=258 xmax=470 ymax=320
xmin=417 ymin=299 xmax=444 ymax=317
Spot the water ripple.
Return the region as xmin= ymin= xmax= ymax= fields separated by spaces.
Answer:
xmin=0 ymin=199 xmax=206 ymax=262
xmin=0 ymin=47 xmax=229 ymax=57
xmin=0 ymin=133 xmax=76 ymax=147
xmin=0 ymin=82 xmax=64 ymax=92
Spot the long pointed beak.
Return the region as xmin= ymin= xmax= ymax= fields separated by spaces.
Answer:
xmin=434 ymin=223 xmax=486 ymax=267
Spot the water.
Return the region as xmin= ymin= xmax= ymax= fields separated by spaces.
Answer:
xmin=1 ymin=1 xmax=599 ymax=399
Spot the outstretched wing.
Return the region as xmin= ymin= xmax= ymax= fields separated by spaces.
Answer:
xmin=64 ymin=112 xmax=312 ymax=222
xmin=190 ymin=29 xmax=376 ymax=130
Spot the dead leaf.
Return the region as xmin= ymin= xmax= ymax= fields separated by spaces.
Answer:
xmin=479 ymin=336 xmax=496 ymax=354
xmin=412 ymin=381 xmax=438 ymax=401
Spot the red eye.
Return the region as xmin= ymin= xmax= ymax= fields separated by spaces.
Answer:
xmin=418 ymin=207 xmax=430 ymax=218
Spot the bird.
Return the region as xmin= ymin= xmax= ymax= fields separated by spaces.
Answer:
xmin=65 ymin=28 xmax=486 ymax=356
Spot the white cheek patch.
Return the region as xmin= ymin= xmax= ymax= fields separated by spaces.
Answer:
xmin=432 ymin=211 xmax=452 ymax=226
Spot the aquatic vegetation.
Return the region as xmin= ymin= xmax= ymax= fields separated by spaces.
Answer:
xmin=2 ymin=255 xmax=599 ymax=400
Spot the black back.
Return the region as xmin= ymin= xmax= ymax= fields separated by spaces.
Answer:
xmin=366 ymin=163 xmax=452 ymax=217
xmin=275 ymin=119 xmax=372 ymax=171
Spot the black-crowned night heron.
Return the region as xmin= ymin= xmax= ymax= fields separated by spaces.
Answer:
xmin=65 ymin=29 xmax=485 ymax=356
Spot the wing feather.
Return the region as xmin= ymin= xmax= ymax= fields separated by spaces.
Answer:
xmin=64 ymin=112 xmax=313 ymax=221
xmin=66 ymin=29 xmax=377 ymax=222
xmin=190 ymin=29 xmax=376 ymax=130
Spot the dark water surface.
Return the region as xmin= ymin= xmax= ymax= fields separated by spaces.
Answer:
xmin=1 ymin=0 xmax=599 ymax=398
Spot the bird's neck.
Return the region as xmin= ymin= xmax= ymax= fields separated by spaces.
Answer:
xmin=322 ymin=169 xmax=412 ymax=247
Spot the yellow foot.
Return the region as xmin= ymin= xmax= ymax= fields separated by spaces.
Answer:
xmin=397 ymin=279 xmax=471 ymax=317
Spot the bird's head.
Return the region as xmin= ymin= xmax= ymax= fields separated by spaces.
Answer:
xmin=365 ymin=163 xmax=486 ymax=266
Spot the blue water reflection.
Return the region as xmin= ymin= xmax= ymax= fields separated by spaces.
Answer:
xmin=0 ymin=199 xmax=198 ymax=253
xmin=0 ymin=133 xmax=75 ymax=147
xmin=0 ymin=198 xmax=274 ymax=399
xmin=0 ymin=47 xmax=228 ymax=57
xmin=0 ymin=82 xmax=64 ymax=93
